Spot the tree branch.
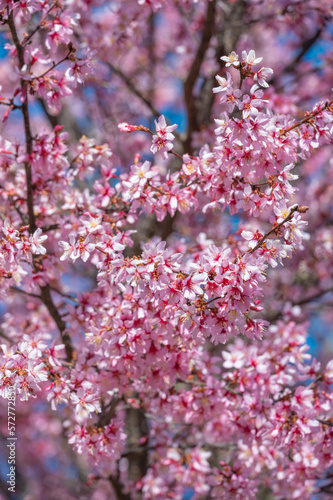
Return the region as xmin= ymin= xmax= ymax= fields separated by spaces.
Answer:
xmin=108 ymin=62 xmax=161 ymax=119
xmin=8 ymin=12 xmax=75 ymax=363
xmin=108 ymin=474 xmax=132 ymax=500
xmin=281 ymin=99 xmax=333 ymax=136
xmin=270 ymin=27 xmax=324 ymax=89
xmin=10 ymin=286 xmax=41 ymax=299
xmin=40 ymin=284 xmax=74 ymax=362
xmin=249 ymin=205 xmax=302 ymax=254
xmin=183 ymin=0 xmax=216 ymax=153
xmin=8 ymin=11 xmax=36 ymax=233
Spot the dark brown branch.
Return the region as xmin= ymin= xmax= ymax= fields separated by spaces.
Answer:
xmin=294 ymin=287 xmax=333 ymax=308
xmin=0 ymin=328 xmax=11 ymax=341
xmin=8 ymin=11 xmax=36 ymax=233
xmin=40 ymin=284 xmax=74 ymax=362
xmin=125 ymin=406 xmax=149 ymax=491
xmin=48 ymin=285 xmax=79 ymax=303
xmin=268 ymin=286 xmax=333 ymax=323
xmin=119 ymin=2 xmax=247 ymax=251
xmin=183 ymin=0 xmax=216 ymax=152
xmin=317 ymin=418 xmax=333 ymax=427
xmin=108 ymin=474 xmax=132 ymax=500
xmin=270 ymin=27 xmax=324 ymax=89
xmin=41 ymin=223 xmax=60 ymax=232
xmin=108 ymin=62 xmax=161 ymax=119
xmin=33 ymin=49 xmax=72 ymax=80
xmin=183 ymin=0 xmax=247 ymax=151
xmin=10 ymin=286 xmax=41 ymax=299
xmin=96 ymin=397 xmax=120 ymax=427
xmin=134 ymin=1 xmax=246 ymax=249
xmin=249 ymin=205 xmax=302 ymax=254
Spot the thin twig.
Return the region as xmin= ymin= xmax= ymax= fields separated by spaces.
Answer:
xmin=317 ymin=418 xmax=333 ymax=427
xmin=32 ymin=50 xmax=72 ymax=81
xmin=10 ymin=286 xmax=41 ymax=299
xmin=107 ymin=62 xmax=160 ymax=119
xmin=49 ymin=286 xmax=79 ymax=303
xmin=281 ymin=99 xmax=333 ymax=136
xmin=21 ymin=1 xmax=58 ymax=47
xmin=249 ymin=205 xmax=301 ymax=254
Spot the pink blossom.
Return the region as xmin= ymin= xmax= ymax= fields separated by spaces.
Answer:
xmin=129 ymin=160 xmax=157 ymax=186
xmin=118 ymin=122 xmax=139 ymax=133
xmin=58 ymin=233 xmax=78 ymax=261
xmin=218 ymin=87 xmax=242 ymax=112
xmin=213 ymin=72 xmax=233 ymax=94
xmin=242 ymin=49 xmax=263 ymax=67
xmin=0 ymin=4 xmax=332 ymax=496
xmin=221 ymin=51 xmax=240 ymax=67
xmin=29 ymin=228 xmax=48 ymax=255
xmin=150 ymin=115 xmax=177 ymax=159
xmin=71 ymin=387 xmax=101 ymax=418
xmin=254 ymin=66 xmax=274 ymax=87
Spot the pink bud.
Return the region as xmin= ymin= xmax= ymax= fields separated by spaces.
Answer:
xmin=118 ymin=122 xmax=139 ymax=133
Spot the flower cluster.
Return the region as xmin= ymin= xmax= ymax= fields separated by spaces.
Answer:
xmin=0 ymin=341 xmax=48 ymax=400
xmin=0 ymin=1 xmax=332 ymax=498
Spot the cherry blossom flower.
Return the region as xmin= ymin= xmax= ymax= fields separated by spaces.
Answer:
xmin=58 ymin=233 xmax=78 ymax=261
xmin=151 ymin=115 xmax=178 ymax=159
xmin=76 ymin=235 xmax=95 ymax=262
xmin=218 ymin=87 xmax=242 ymax=112
xmin=71 ymin=388 xmax=101 ymax=419
xmin=254 ymin=66 xmax=274 ymax=87
xmin=239 ymin=85 xmax=266 ymax=119
xmin=183 ymin=273 xmax=207 ymax=299
xmin=236 ymin=183 xmax=258 ymax=211
xmin=129 ymin=160 xmax=157 ymax=186
xmin=242 ymin=49 xmax=263 ymax=67
xmin=47 ymin=341 xmax=65 ymax=367
xmin=212 ymin=72 xmax=233 ymax=95
xmin=27 ymin=360 xmax=48 ymax=385
xmin=221 ymin=51 xmax=240 ymax=67
xmin=29 ymin=228 xmax=48 ymax=255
